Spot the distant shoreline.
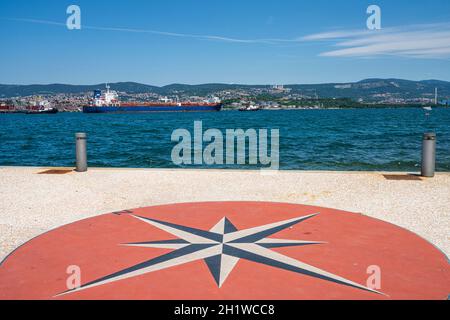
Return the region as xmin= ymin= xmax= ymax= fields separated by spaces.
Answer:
xmin=225 ymin=105 xmax=449 ymax=111
xmin=1 ymin=105 xmax=449 ymax=114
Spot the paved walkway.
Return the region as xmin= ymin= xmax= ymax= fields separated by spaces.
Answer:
xmin=0 ymin=167 xmax=449 ymax=261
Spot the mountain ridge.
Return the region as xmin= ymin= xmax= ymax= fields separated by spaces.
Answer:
xmin=1 ymin=79 xmax=449 ymax=101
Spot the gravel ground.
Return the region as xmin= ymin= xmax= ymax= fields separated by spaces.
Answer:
xmin=0 ymin=167 xmax=449 ymax=261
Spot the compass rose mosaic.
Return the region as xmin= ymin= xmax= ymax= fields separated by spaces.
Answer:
xmin=0 ymin=202 xmax=448 ymax=299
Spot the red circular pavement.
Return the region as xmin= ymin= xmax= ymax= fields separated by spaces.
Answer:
xmin=0 ymin=202 xmax=448 ymax=300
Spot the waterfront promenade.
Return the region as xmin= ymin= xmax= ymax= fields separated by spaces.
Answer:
xmin=0 ymin=166 xmax=449 ymax=261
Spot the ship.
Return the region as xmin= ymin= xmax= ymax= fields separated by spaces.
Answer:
xmin=239 ymin=104 xmax=261 ymax=112
xmin=0 ymin=103 xmax=16 ymax=113
xmin=82 ymin=85 xmax=222 ymax=113
xmin=26 ymin=100 xmax=58 ymax=114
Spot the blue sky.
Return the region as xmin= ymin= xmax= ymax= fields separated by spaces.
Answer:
xmin=1 ymin=0 xmax=450 ymax=85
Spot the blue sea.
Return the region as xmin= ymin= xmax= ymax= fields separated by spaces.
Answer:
xmin=0 ymin=108 xmax=449 ymax=171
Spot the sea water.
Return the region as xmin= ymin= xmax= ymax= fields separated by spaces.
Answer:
xmin=0 ymin=108 xmax=449 ymax=171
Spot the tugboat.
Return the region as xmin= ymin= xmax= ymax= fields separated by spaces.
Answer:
xmin=238 ymin=104 xmax=261 ymax=112
xmin=26 ymin=100 xmax=58 ymax=114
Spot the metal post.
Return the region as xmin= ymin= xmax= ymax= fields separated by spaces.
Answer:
xmin=75 ymin=133 xmax=87 ymax=172
xmin=421 ymin=133 xmax=436 ymax=178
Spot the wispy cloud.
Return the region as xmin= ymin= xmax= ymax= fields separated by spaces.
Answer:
xmin=3 ymin=18 xmax=292 ymax=44
xmin=302 ymin=23 xmax=450 ymax=59
xmin=6 ymin=17 xmax=450 ymax=59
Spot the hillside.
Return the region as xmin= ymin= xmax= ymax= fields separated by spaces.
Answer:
xmin=1 ymin=79 xmax=449 ymax=102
